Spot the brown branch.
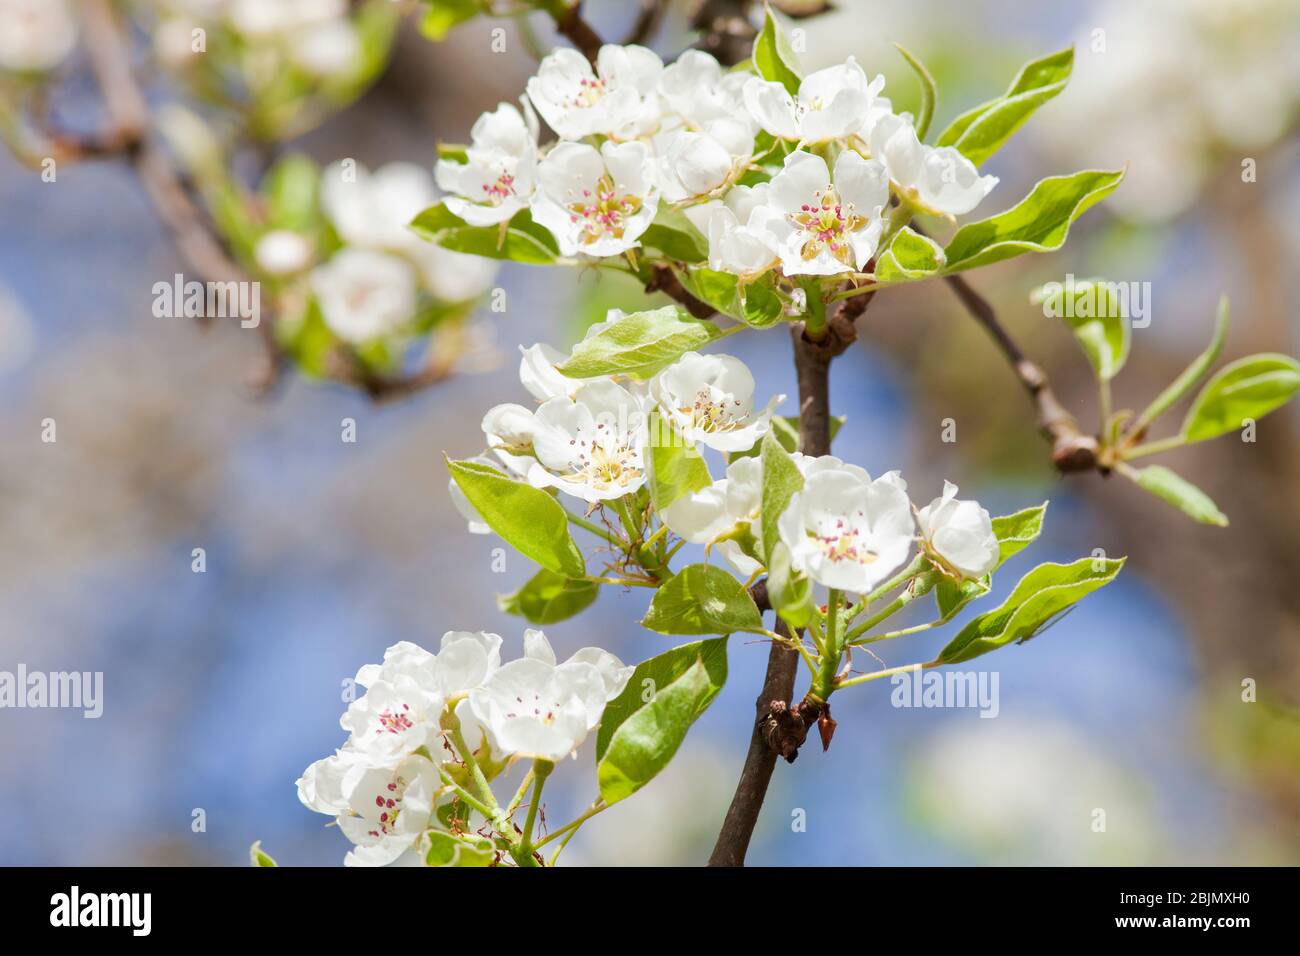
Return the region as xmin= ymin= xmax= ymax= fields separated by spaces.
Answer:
xmin=547 ymin=1 xmax=605 ymax=64
xmin=941 ymin=273 xmax=1099 ymax=472
xmin=622 ymin=0 xmax=667 ymax=46
xmin=708 ymin=294 xmax=874 ymax=867
xmin=644 ymin=264 xmax=716 ymax=319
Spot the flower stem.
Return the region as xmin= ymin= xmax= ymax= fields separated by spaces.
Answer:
xmin=1120 ymin=434 xmax=1188 ymax=461
xmin=512 ymin=759 xmax=553 ymax=866
xmin=835 ymin=659 xmax=935 ymax=690
xmin=810 ymin=588 xmax=844 ymax=702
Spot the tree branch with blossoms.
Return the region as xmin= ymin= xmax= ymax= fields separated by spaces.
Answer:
xmin=8 ymin=2 xmax=1283 ymax=868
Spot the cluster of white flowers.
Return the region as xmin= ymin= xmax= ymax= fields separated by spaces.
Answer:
xmin=666 ymin=451 xmax=1000 ymax=593
xmin=250 ymin=161 xmax=499 ymax=344
xmin=434 ymin=44 xmax=997 ymax=279
xmin=298 ymin=628 xmax=632 ymax=866
xmin=456 ymin=333 xmax=998 ymax=593
xmin=0 ymin=0 xmax=78 ymax=73
xmin=456 ymin=331 xmax=783 ymax=510
xmin=152 ymin=0 xmax=363 ymax=78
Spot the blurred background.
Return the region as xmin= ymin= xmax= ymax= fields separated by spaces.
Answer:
xmin=2 ymin=0 xmax=1298 ymax=866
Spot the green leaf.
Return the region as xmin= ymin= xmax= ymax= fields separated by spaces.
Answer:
xmin=447 ymin=459 xmax=586 ymax=578
xmin=424 ymin=830 xmax=495 ymax=867
xmin=937 ymin=47 xmax=1073 ymax=165
xmin=752 ymin=5 xmax=802 ymax=95
xmin=556 ymin=305 xmax=723 ymax=378
xmin=498 ymin=568 xmax=599 ymax=624
xmin=249 ymin=841 xmax=277 ymax=867
xmin=261 ymin=154 xmax=320 ymax=233
xmin=435 ymin=142 xmax=468 ymax=164
xmin=419 ymin=0 xmax=482 ymax=41
xmin=1134 ymin=296 xmax=1228 ymax=432
xmin=937 ymin=556 xmax=1125 ymax=664
xmin=934 ymin=575 xmax=989 ymax=620
xmin=1180 ymin=353 xmax=1300 ymax=443
xmin=410 ymin=203 xmax=559 ymax=264
xmin=893 ymin=44 xmax=936 ymax=141
xmin=991 ymin=501 xmax=1048 ymax=565
xmin=1129 ymin=465 xmax=1228 ymax=527
xmin=943 ymin=169 xmax=1124 ymax=274
xmin=1031 ymin=277 xmax=1129 ymax=381
xmin=874 ymin=227 xmax=945 ymax=282
xmin=641 ymin=563 xmax=763 ymax=636
xmin=932 ymin=502 xmax=1048 ymax=619
xmin=767 ymin=541 xmax=814 ymax=628
xmin=596 ymin=639 xmax=728 ymax=805
xmin=760 ymin=430 xmax=803 ymax=561
xmin=677 ymin=268 xmax=785 ymax=328
xmin=641 ymin=206 xmax=708 ymax=263
xmin=647 ymin=410 xmax=712 ymax=510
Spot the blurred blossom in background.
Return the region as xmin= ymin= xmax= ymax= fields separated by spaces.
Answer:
xmin=1 ymin=0 xmax=1298 ymax=866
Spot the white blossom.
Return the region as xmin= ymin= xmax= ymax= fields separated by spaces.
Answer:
xmin=255 ymin=230 xmax=313 ymax=276
xmin=657 ymin=121 xmax=755 ymax=202
xmin=531 ymin=141 xmax=659 ymax=257
xmin=525 ymin=380 xmax=651 ymax=503
xmin=526 ymin=45 xmax=663 ymax=140
xmin=744 ymin=58 xmax=884 ymax=143
xmin=310 ymin=248 xmax=417 ymax=343
xmin=658 ymin=50 xmax=750 ymax=128
xmin=650 ymin=352 xmax=782 ymax=452
xmin=777 ymin=461 xmax=915 ymax=593
xmin=915 ymin=481 xmax=999 ymax=580
xmin=519 ymin=343 xmax=582 ymax=401
xmin=289 ymin=17 xmax=360 ymax=77
xmin=757 ymin=149 xmax=889 ymax=276
xmin=870 ymin=113 xmax=998 ymax=218
xmin=468 ymin=630 xmax=631 ymax=762
xmin=336 ymin=754 xmax=440 ymax=867
xmin=683 ymin=184 xmax=783 ymax=278
xmin=435 ymin=100 xmax=540 ymax=227
xmin=320 ymin=160 xmax=498 ymax=301
xmin=0 ymin=0 xmax=77 ymax=72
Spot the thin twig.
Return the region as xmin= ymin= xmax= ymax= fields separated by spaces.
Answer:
xmin=941 ymin=273 xmax=1099 ymax=472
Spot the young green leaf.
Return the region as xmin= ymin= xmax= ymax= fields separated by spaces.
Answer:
xmin=556 ymin=305 xmax=724 ymax=378
xmin=943 ymin=169 xmax=1124 ymax=274
xmin=760 ymin=430 xmax=804 ymax=560
xmin=641 ymin=563 xmax=764 ymax=636
xmin=641 ymin=206 xmax=709 ymax=263
xmin=261 ymin=154 xmax=320 ymax=232
xmin=766 ymin=541 xmax=814 ymax=629
xmin=1132 ymin=296 xmax=1228 ymax=433
xmin=874 ymin=227 xmax=945 ymax=282
xmin=424 ymin=830 xmax=495 ymax=867
xmin=419 ymin=0 xmax=482 ymax=41
xmin=934 ymin=575 xmax=990 ymax=621
xmin=1128 ymin=465 xmax=1228 ymax=527
xmin=596 ymin=639 xmax=728 ymax=805
xmin=647 ymin=410 xmax=713 ymax=510
xmin=893 ymin=44 xmax=936 ymax=141
xmin=937 ymin=47 xmax=1073 ymax=165
xmin=410 ymin=203 xmax=559 ymax=264
xmin=1031 ymin=278 xmax=1129 ymax=381
xmin=249 ymin=841 xmax=277 ymax=867
xmin=1180 ymin=353 xmax=1300 ymax=443
xmin=447 ymin=459 xmax=586 ymax=578
xmin=498 ymin=568 xmax=600 ymax=625
xmin=678 ymin=268 xmax=785 ymax=328
xmin=991 ymin=501 xmax=1048 ymax=564
xmin=752 ymin=5 xmax=802 ymax=95
xmin=937 ymin=556 xmax=1125 ymax=664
